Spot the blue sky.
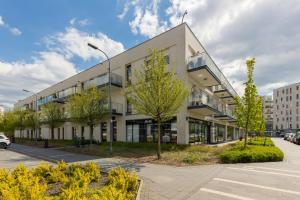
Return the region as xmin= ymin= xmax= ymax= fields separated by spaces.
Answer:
xmin=1 ymin=0 xmax=300 ymax=107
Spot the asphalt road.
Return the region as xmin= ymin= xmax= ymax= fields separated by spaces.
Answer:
xmin=139 ymin=138 xmax=300 ymax=200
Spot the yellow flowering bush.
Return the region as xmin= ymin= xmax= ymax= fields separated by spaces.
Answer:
xmin=0 ymin=162 xmax=139 ymax=200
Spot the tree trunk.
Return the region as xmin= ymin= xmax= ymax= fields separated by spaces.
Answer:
xmin=90 ymin=125 xmax=93 ymax=145
xmin=157 ymin=120 xmax=161 ymax=160
xmin=51 ymin=127 xmax=54 ymax=140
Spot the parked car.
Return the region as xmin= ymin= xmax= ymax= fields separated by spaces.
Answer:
xmin=293 ymin=132 xmax=300 ymax=145
xmin=287 ymin=133 xmax=296 ymax=142
xmin=284 ymin=132 xmax=293 ymax=140
xmin=0 ymin=134 xmax=11 ymax=149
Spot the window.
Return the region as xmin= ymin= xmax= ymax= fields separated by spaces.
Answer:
xmin=297 ymin=94 xmax=299 ymax=99
xmin=297 ymin=85 xmax=299 ymax=90
xmin=286 ymin=96 xmax=288 ymax=101
xmin=277 ymin=105 xmax=279 ymax=110
xmin=277 ymin=91 xmax=279 ymax=96
xmin=275 ymin=99 xmax=278 ymax=103
xmin=297 ymin=124 xmax=299 ymax=129
xmin=282 ymin=89 xmax=284 ymax=94
xmin=164 ymin=55 xmax=170 ymax=65
xmin=297 ymin=116 xmax=299 ymax=121
xmin=290 ymin=88 xmax=292 ymax=93
xmin=281 ymin=97 xmax=283 ymax=102
xmin=290 ymin=110 xmax=292 ymax=115
xmin=126 ymin=99 xmax=132 ymax=114
xmin=297 ymin=102 xmax=299 ymax=107
xmin=126 ymin=65 xmax=132 ymax=85
xmin=286 ymin=88 xmax=289 ymax=94
xmin=290 ymin=96 xmax=292 ymax=101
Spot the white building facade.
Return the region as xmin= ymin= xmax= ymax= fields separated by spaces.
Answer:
xmin=14 ymin=23 xmax=242 ymax=144
xmin=273 ymin=82 xmax=300 ymax=133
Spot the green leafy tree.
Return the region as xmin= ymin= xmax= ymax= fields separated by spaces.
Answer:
xmin=41 ymin=102 xmax=65 ymax=140
xmin=234 ymin=58 xmax=262 ymax=149
xmin=24 ymin=109 xmax=40 ymax=140
xmin=14 ymin=109 xmax=28 ymax=139
xmin=126 ymin=49 xmax=189 ymax=159
xmin=0 ymin=111 xmax=17 ymax=137
xmin=67 ymin=86 xmax=108 ymax=144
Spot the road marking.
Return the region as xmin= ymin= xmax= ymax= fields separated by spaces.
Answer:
xmin=214 ymin=178 xmax=300 ymax=196
xmin=227 ymin=167 xmax=300 ymax=178
xmin=200 ymin=188 xmax=255 ymax=200
xmin=246 ymin=166 xmax=300 ymax=174
xmin=50 ymin=153 xmax=74 ymax=157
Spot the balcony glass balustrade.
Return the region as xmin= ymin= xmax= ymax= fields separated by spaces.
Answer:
xmin=187 ymin=53 xmax=238 ymax=97
xmin=188 ymin=89 xmax=235 ymax=118
xmin=84 ymin=73 xmax=122 ymax=90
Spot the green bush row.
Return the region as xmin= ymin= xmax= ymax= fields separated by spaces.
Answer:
xmin=219 ymin=145 xmax=284 ymax=163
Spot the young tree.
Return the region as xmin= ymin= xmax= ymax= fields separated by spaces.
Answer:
xmin=67 ymin=86 xmax=108 ymax=144
xmin=41 ymin=102 xmax=65 ymax=140
xmin=14 ymin=109 xmax=27 ymax=139
xmin=0 ymin=111 xmax=17 ymax=137
xmin=126 ymin=49 xmax=189 ymax=159
xmin=234 ymin=58 xmax=264 ymax=149
xmin=24 ymin=109 xmax=40 ymax=140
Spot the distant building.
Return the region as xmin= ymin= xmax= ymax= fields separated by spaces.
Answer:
xmin=262 ymin=96 xmax=273 ymax=134
xmin=273 ymin=82 xmax=300 ymax=133
xmin=0 ymin=106 xmax=4 ymax=116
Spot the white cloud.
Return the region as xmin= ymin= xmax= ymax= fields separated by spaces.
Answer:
xmin=0 ymin=26 xmax=125 ymax=106
xmin=9 ymin=27 xmax=22 ymax=36
xmin=69 ymin=18 xmax=91 ymax=27
xmin=119 ymin=0 xmax=169 ymax=38
xmin=44 ymin=27 xmax=125 ymax=61
xmin=0 ymin=16 xmax=22 ymax=36
xmin=0 ymin=16 xmax=4 ymax=26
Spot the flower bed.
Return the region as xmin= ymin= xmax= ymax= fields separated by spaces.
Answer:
xmin=0 ymin=161 xmax=139 ymax=199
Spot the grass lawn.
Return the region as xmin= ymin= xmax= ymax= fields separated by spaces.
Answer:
xmin=60 ymin=141 xmax=235 ymax=166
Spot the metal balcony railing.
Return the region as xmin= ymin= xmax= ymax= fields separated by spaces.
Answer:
xmin=187 ymin=53 xmax=238 ymax=97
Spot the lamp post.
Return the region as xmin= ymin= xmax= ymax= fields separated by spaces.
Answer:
xmin=181 ymin=10 xmax=188 ymax=24
xmin=87 ymin=42 xmax=113 ymax=154
xmin=22 ymin=89 xmax=38 ymax=142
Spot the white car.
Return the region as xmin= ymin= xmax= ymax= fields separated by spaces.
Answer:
xmin=0 ymin=135 xmax=11 ymax=149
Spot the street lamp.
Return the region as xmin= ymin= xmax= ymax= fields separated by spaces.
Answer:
xmin=22 ymin=89 xmax=38 ymax=142
xmin=181 ymin=10 xmax=188 ymax=24
xmin=87 ymin=42 xmax=113 ymax=154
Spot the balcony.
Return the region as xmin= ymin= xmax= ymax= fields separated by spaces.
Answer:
xmin=187 ymin=90 xmax=222 ymax=116
xmin=214 ymin=107 xmax=235 ymax=121
xmin=84 ymin=72 xmax=122 ymax=90
xmin=187 ymin=53 xmax=238 ymax=98
xmin=103 ymin=102 xmax=123 ymax=116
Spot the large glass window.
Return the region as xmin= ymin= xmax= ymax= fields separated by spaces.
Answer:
xmin=101 ymin=122 xmax=107 ymax=142
xmin=126 ymin=65 xmax=132 ymax=85
xmin=189 ymin=119 xmax=208 ymax=144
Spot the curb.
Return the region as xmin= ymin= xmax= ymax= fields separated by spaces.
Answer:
xmin=136 ymin=179 xmax=143 ymax=200
xmin=8 ymin=146 xmax=57 ymax=164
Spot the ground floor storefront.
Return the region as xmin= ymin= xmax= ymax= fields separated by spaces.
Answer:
xmin=14 ymin=116 xmax=242 ymax=145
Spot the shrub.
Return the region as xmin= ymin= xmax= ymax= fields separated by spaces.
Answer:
xmin=108 ymin=167 xmax=139 ymax=194
xmin=219 ymin=145 xmax=284 ymax=163
xmin=182 ymin=153 xmax=199 ymax=164
xmin=92 ymin=185 xmax=128 ymax=200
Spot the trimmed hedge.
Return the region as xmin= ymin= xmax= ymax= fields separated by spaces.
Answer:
xmin=219 ymin=140 xmax=284 ymax=163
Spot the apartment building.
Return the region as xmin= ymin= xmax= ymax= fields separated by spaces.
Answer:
xmin=273 ymin=82 xmax=300 ymax=132
xmin=14 ymin=23 xmax=242 ymax=144
xmin=262 ymin=96 xmax=273 ymax=133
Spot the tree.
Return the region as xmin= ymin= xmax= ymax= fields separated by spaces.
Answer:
xmin=233 ymin=58 xmax=263 ymax=149
xmin=41 ymin=102 xmax=65 ymax=140
xmin=24 ymin=109 xmax=40 ymax=140
xmin=125 ymin=49 xmax=189 ymax=159
xmin=14 ymin=109 xmax=27 ymax=139
xmin=67 ymin=86 xmax=108 ymax=144
xmin=0 ymin=111 xmax=17 ymax=137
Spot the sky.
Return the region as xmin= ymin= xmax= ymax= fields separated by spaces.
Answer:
xmin=0 ymin=0 xmax=300 ymax=107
